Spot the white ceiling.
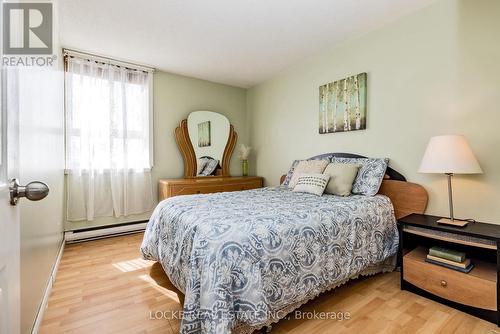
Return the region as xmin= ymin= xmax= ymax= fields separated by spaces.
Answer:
xmin=59 ymin=0 xmax=436 ymax=88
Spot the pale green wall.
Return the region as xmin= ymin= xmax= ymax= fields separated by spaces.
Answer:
xmin=151 ymin=71 xmax=248 ymax=188
xmin=66 ymin=70 xmax=247 ymax=230
xmin=66 ymin=0 xmax=500 ymax=230
xmin=20 ymin=2 xmax=65 ymax=332
xmin=247 ymin=0 xmax=500 ymax=224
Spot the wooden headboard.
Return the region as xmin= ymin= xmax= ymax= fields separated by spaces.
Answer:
xmin=280 ymin=153 xmax=428 ymax=219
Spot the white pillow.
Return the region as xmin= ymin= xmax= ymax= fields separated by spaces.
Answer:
xmin=288 ymin=160 xmax=329 ymax=188
xmin=292 ymin=173 xmax=330 ymax=196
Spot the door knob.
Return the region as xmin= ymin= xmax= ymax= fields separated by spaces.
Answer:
xmin=9 ymin=178 xmax=49 ymax=205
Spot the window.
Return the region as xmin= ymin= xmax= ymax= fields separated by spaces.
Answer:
xmin=64 ymin=50 xmax=154 ymax=221
xmin=65 ymin=52 xmax=153 ymax=171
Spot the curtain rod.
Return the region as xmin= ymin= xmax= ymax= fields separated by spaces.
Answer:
xmin=63 ymin=48 xmax=155 ymax=73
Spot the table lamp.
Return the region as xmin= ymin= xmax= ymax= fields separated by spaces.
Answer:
xmin=418 ymin=135 xmax=482 ymax=227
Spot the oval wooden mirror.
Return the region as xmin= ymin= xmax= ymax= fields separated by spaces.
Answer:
xmin=175 ymin=111 xmax=237 ymax=177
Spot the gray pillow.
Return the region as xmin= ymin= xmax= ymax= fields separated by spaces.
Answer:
xmin=283 ymin=160 xmax=300 ymax=186
xmin=323 ymin=163 xmax=360 ymax=196
xmin=331 ymin=157 xmax=389 ymax=196
xmin=197 ymin=158 xmax=209 ymax=175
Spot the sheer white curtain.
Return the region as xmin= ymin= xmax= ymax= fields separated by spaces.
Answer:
xmin=65 ymin=55 xmax=154 ymax=221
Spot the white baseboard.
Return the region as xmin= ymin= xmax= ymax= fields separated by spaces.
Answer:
xmin=31 ymin=240 xmax=65 ymax=334
xmin=65 ymin=222 xmax=147 ymax=243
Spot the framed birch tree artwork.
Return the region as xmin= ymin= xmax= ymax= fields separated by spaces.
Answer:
xmin=319 ymin=72 xmax=367 ymax=134
xmin=198 ymin=121 xmax=211 ymax=147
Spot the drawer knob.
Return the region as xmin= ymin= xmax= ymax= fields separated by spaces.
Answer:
xmin=440 ymin=280 xmax=447 ymax=287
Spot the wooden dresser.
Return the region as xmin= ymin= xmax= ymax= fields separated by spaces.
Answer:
xmin=158 ymin=176 xmax=263 ymax=201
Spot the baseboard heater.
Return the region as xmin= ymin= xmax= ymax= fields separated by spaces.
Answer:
xmin=65 ymin=220 xmax=149 ymax=243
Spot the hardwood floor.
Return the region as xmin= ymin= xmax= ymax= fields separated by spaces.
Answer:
xmin=40 ymin=233 xmax=499 ymax=334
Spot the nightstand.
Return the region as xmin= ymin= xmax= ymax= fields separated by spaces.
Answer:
xmin=398 ymin=214 xmax=500 ymax=325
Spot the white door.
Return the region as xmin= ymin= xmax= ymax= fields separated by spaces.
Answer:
xmin=1 ymin=4 xmax=56 ymax=333
xmin=0 ymin=68 xmax=21 ymax=334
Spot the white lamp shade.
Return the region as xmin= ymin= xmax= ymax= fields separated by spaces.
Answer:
xmin=419 ymin=135 xmax=483 ymax=174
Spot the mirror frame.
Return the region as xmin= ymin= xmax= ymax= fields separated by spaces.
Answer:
xmin=175 ymin=119 xmax=237 ymax=178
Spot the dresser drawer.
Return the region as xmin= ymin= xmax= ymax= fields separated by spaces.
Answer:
xmin=158 ymin=177 xmax=264 ymax=201
xmin=222 ymin=180 xmax=262 ymax=192
xmin=403 ymin=248 xmax=497 ymax=311
xmin=170 ymin=184 xmax=223 ymax=196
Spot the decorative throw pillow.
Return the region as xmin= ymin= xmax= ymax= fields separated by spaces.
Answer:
xmin=292 ymin=173 xmax=330 ymax=196
xmin=323 ymin=163 xmax=360 ymax=196
xmin=200 ymin=158 xmax=219 ymax=176
xmin=332 ymin=157 xmax=389 ymax=196
xmin=282 ymin=158 xmax=330 ymax=187
xmin=288 ymin=159 xmax=329 ymax=188
xmin=197 ymin=158 xmax=208 ymax=175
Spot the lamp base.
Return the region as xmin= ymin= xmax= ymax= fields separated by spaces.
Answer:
xmin=437 ymin=218 xmax=469 ymax=227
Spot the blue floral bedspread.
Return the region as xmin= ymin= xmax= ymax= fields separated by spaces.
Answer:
xmin=140 ymin=186 xmax=398 ymax=333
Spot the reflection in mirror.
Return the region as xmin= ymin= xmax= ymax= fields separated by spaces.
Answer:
xmin=187 ymin=111 xmax=230 ymax=176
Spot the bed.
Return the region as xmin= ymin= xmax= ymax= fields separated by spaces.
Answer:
xmin=141 ymin=153 xmax=428 ymax=334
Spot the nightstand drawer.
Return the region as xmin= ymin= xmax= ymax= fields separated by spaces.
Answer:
xmin=403 ymin=248 xmax=497 ymax=311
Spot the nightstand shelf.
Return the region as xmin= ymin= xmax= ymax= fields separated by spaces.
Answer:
xmin=398 ymin=214 xmax=500 ymax=326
